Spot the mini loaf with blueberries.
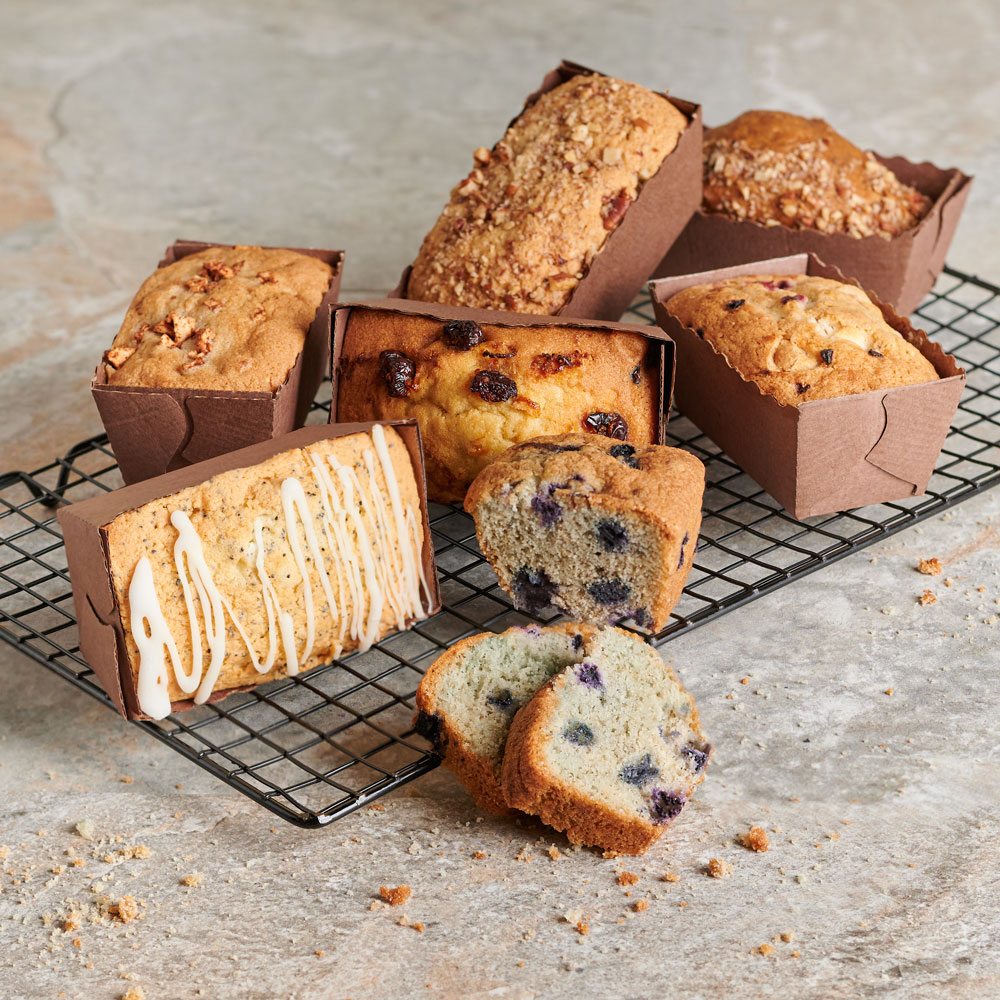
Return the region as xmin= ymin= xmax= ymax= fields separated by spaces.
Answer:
xmin=336 ymin=308 xmax=659 ymax=503
xmin=405 ymin=72 xmax=687 ymax=314
xmin=665 ymin=274 xmax=938 ymax=406
xmin=501 ymin=625 xmax=710 ymax=854
xmin=414 ymin=622 xmax=602 ymax=816
xmin=465 ymin=435 xmax=704 ymax=633
xmin=101 ymin=246 xmax=335 ymax=391
xmin=702 ymin=110 xmax=930 ymax=239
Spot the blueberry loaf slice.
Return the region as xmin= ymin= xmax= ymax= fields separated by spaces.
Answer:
xmin=665 ymin=274 xmax=938 ymax=406
xmin=465 ymin=435 xmax=704 ymax=633
xmin=501 ymin=626 xmax=710 ymax=854
xmin=415 ymin=623 xmax=599 ymax=815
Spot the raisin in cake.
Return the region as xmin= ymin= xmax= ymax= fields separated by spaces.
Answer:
xmin=336 ymin=308 xmax=659 ymax=503
xmin=501 ymin=626 xmax=709 ymax=854
xmin=465 ymin=435 xmax=704 ymax=632
xmin=702 ymin=110 xmax=930 ymax=239
xmin=415 ymin=623 xmax=599 ymax=815
xmin=406 ymin=72 xmax=687 ymax=314
xmin=665 ymin=274 xmax=938 ymax=406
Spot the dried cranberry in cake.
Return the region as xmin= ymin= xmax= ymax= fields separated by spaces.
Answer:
xmin=442 ymin=319 xmax=485 ymax=351
xmin=470 ymin=369 xmax=517 ymax=402
xmin=583 ymin=411 xmax=628 ymax=439
xmin=379 ymin=350 xmax=415 ymax=397
xmin=530 ymin=351 xmax=584 ymax=376
xmin=608 ymin=443 xmax=640 ymax=469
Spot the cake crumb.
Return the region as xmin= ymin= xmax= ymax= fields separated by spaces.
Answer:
xmin=112 ymin=896 xmax=141 ymax=923
xmin=74 ymin=820 xmax=96 ymax=841
xmin=792 ymin=949 xmax=801 ymax=958
xmin=575 ymin=920 xmax=589 ymax=936
xmin=740 ymin=677 xmax=750 ymax=685
xmin=743 ymin=826 xmax=770 ymax=852
xmin=63 ymin=912 xmax=82 ymax=932
xmin=944 ymin=577 xmax=955 ymax=587
xmin=616 ymin=871 xmax=639 ymax=886
xmin=315 ymin=950 xmax=324 ymax=957
xmin=548 ymin=846 xmax=561 ymax=860
xmin=181 ymin=873 xmax=204 ymax=887
xmin=412 ymin=922 xmax=425 ymax=933
xmin=515 ymin=845 xmax=533 ymax=862
xmin=780 ymin=929 xmax=796 ymax=943
xmin=755 ymin=943 xmax=775 ymax=957
xmin=918 ymin=557 xmax=942 ymax=575
xmin=706 ymin=857 xmax=733 ymax=878
xmin=602 ymin=850 xmax=621 ymax=859
xmin=380 ymin=885 xmax=411 ymax=906
xmin=472 ymin=851 xmax=486 ymax=859
xmin=632 ymin=899 xmax=649 ymax=912
xmin=885 ymin=687 xmax=894 ymax=696
xmin=661 ymin=872 xmax=680 ymax=883
xmin=920 ymin=589 xmax=937 ymax=606
xmin=120 ymin=988 xmax=145 ymax=1000
xmin=368 ymin=803 xmax=385 ymax=812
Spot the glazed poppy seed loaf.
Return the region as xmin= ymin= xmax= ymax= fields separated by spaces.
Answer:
xmin=465 ymin=435 xmax=704 ymax=633
xmin=501 ymin=625 xmax=710 ymax=854
xmin=665 ymin=274 xmax=938 ymax=406
xmin=336 ymin=308 xmax=659 ymax=503
xmin=414 ymin=622 xmax=600 ymax=815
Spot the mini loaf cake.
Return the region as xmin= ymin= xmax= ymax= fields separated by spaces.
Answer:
xmin=414 ymin=623 xmax=600 ymax=815
xmin=406 ymin=72 xmax=687 ymax=313
xmin=336 ymin=309 xmax=659 ymax=503
xmin=665 ymin=274 xmax=938 ymax=405
xmin=101 ymin=246 xmax=334 ymax=390
xmin=465 ymin=435 xmax=704 ymax=632
xmin=702 ymin=110 xmax=930 ymax=239
xmin=103 ymin=425 xmax=433 ymax=719
xmin=501 ymin=626 xmax=710 ymax=854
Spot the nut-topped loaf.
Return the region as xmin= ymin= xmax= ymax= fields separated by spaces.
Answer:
xmin=465 ymin=435 xmax=704 ymax=633
xmin=702 ymin=110 xmax=930 ymax=239
xmin=336 ymin=308 xmax=660 ymax=503
xmin=406 ymin=72 xmax=687 ymax=314
xmin=665 ymin=274 xmax=938 ymax=406
xmin=102 ymin=246 xmax=334 ymax=391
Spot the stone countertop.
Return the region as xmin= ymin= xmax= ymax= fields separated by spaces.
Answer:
xmin=1 ymin=3 xmax=998 ymax=998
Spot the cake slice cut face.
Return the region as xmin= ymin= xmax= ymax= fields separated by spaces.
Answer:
xmin=415 ymin=623 xmax=597 ymax=815
xmin=501 ymin=626 xmax=710 ymax=854
xmin=465 ymin=435 xmax=704 ymax=632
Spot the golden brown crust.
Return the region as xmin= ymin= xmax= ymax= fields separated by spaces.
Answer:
xmin=105 ymin=427 xmax=424 ymax=704
xmin=702 ymin=110 xmax=930 ymax=239
xmin=465 ymin=435 xmax=704 ymax=632
xmin=104 ymin=246 xmax=334 ymax=391
xmin=336 ymin=309 xmax=658 ymax=503
xmin=407 ymin=73 xmax=686 ymax=313
xmin=501 ymin=648 xmax=707 ymax=855
xmin=665 ymin=274 xmax=938 ymax=406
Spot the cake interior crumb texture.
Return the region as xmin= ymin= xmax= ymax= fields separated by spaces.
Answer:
xmin=666 ymin=274 xmax=938 ymax=406
xmin=407 ymin=72 xmax=687 ymax=313
xmin=702 ymin=109 xmax=930 ymax=239
xmin=104 ymin=426 xmax=430 ymax=712
xmin=103 ymin=246 xmax=334 ymax=392
xmin=501 ymin=626 xmax=709 ymax=855
xmin=466 ymin=435 xmax=704 ymax=633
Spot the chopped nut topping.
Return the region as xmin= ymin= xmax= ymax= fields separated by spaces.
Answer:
xmin=203 ymin=260 xmax=235 ymax=280
xmin=257 ymin=270 xmax=277 ymax=283
xmin=249 ymin=306 xmax=266 ymax=321
xmin=184 ymin=275 xmax=210 ymax=292
xmin=473 ymin=146 xmax=491 ymax=164
xmin=104 ymin=346 xmax=136 ymax=369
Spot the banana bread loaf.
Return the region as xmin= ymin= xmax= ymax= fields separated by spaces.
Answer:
xmin=702 ymin=110 xmax=930 ymax=239
xmin=102 ymin=425 xmax=433 ymax=719
xmin=102 ymin=246 xmax=334 ymax=391
xmin=501 ymin=625 xmax=710 ymax=854
xmin=406 ymin=72 xmax=688 ymax=314
xmin=335 ymin=308 xmax=660 ymax=503
xmin=465 ymin=435 xmax=704 ymax=633
xmin=665 ymin=274 xmax=938 ymax=406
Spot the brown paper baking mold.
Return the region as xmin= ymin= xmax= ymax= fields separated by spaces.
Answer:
xmin=91 ymin=240 xmax=344 ymax=485
xmin=649 ymin=253 xmax=966 ymax=519
xmin=655 ymin=150 xmax=972 ymax=316
xmin=57 ymin=421 xmax=441 ymax=721
xmin=390 ymin=59 xmax=703 ymax=322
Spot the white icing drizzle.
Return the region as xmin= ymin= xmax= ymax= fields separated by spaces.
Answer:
xmin=126 ymin=431 xmax=431 ymax=719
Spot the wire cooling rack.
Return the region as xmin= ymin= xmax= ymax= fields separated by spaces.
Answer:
xmin=2 ymin=266 xmax=999 ymax=827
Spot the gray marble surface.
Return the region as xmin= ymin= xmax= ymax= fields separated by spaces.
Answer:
xmin=1 ymin=2 xmax=999 ymax=998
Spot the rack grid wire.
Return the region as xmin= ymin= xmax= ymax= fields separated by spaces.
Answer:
xmin=2 ymin=266 xmax=999 ymax=828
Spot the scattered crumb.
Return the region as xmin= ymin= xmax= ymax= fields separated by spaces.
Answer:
xmin=780 ymin=930 xmax=796 ymax=943
xmin=918 ymin=557 xmax=942 ymax=576
xmin=707 ymin=857 xmax=733 ymax=879
xmin=120 ymin=988 xmax=145 ymax=1000
xmin=944 ymin=577 xmax=955 ymax=587
xmin=661 ymin=872 xmax=680 ymax=883
xmin=755 ymin=943 xmax=776 ymax=957
xmin=548 ymin=846 xmax=561 ymax=860
xmin=112 ymin=896 xmax=141 ymax=923
xmin=792 ymin=950 xmax=801 ymax=958
xmin=63 ymin=912 xmax=82 ymax=932
xmin=575 ymin=920 xmax=589 ymax=936
xmin=368 ymin=803 xmax=385 ymax=812
xmin=120 ymin=776 xmax=133 ymax=784
xmin=743 ymin=826 xmax=770 ymax=852
xmin=515 ymin=845 xmax=533 ymax=862
xmin=632 ymin=899 xmax=649 ymax=912
xmin=181 ymin=873 xmax=204 ymax=887
xmin=602 ymin=850 xmax=621 ymax=859
xmin=380 ymin=885 xmax=411 ymax=907
xmin=920 ymin=590 xmax=937 ymax=606
xmin=315 ymin=950 xmax=324 ymax=957
xmin=412 ymin=922 xmax=425 ymax=933
xmin=0 ymin=846 xmax=7 ymax=860
xmin=740 ymin=677 xmax=750 ymax=685
xmin=397 ymin=914 xmax=410 ymax=927
xmin=885 ymin=688 xmax=894 ymax=696
xmin=74 ymin=820 xmax=96 ymax=841
xmin=616 ymin=871 xmax=639 ymax=886
xmin=472 ymin=851 xmax=486 ymax=859
xmin=563 ymin=908 xmax=583 ymax=926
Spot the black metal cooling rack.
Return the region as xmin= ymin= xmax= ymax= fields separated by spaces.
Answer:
xmin=2 ymin=266 xmax=999 ymax=828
